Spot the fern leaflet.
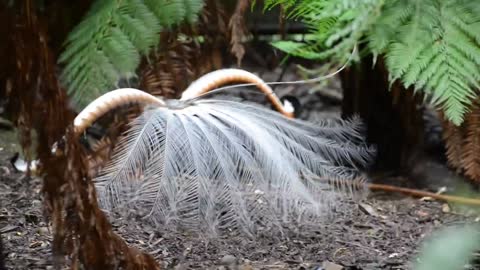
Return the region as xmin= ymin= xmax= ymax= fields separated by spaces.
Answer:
xmin=59 ymin=0 xmax=204 ymax=108
xmin=266 ymin=0 xmax=480 ymax=125
xmin=370 ymin=0 xmax=480 ymax=125
xmin=265 ymin=0 xmax=385 ymax=63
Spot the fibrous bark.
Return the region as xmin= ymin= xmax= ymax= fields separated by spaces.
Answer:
xmin=139 ymin=0 xmax=228 ymax=99
xmin=1 ymin=2 xmax=161 ymax=269
xmin=340 ymin=56 xmax=425 ymax=172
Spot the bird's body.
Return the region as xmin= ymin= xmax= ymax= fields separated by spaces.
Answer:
xmin=7 ymin=67 xmax=376 ymax=236
xmin=94 ymin=95 xmax=375 ymax=236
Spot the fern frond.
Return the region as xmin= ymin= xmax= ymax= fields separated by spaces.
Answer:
xmin=441 ymin=111 xmax=465 ymax=170
xmin=267 ymin=0 xmax=385 ymax=63
xmin=59 ymin=0 xmax=204 ymax=108
xmin=461 ymin=102 xmax=480 ymax=180
xmin=377 ymin=0 xmax=480 ymax=125
xmin=262 ymin=0 xmax=297 ymax=11
xmin=269 ymin=0 xmax=480 ymax=125
xmin=139 ymin=0 xmax=227 ymax=98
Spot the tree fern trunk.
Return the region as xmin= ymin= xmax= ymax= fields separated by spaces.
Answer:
xmin=2 ymin=2 xmax=161 ymax=268
xmin=340 ymin=55 xmax=425 ymax=172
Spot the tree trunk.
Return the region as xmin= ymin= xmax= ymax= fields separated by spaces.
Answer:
xmin=1 ymin=2 xmax=161 ymax=269
xmin=340 ymin=56 xmax=425 ymax=172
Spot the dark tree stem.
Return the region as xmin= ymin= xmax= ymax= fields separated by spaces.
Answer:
xmin=340 ymin=55 xmax=425 ymax=172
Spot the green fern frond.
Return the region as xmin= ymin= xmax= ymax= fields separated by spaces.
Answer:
xmin=59 ymin=0 xmax=204 ymax=108
xmin=262 ymin=0 xmax=297 ymax=11
xmin=268 ymin=0 xmax=480 ymax=125
xmin=267 ymin=0 xmax=385 ymax=63
xmin=376 ymin=0 xmax=480 ymax=125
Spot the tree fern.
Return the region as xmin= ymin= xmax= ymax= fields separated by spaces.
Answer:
xmin=371 ymin=0 xmax=480 ymax=125
xmin=266 ymin=0 xmax=480 ymax=125
xmin=59 ymin=0 xmax=204 ymax=108
xmin=264 ymin=0 xmax=385 ymax=62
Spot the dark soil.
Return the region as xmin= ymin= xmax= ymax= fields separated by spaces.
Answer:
xmin=0 ymin=66 xmax=479 ymax=269
xmin=0 ymin=141 xmax=477 ymax=270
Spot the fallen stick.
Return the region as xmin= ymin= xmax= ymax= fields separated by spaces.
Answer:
xmin=368 ymin=183 xmax=480 ymax=206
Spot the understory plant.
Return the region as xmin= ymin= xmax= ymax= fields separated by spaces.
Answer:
xmin=262 ymin=0 xmax=480 ymax=126
xmin=414 ymin=225 xmax=480 ymax=270
xmin=59 ymin=0 xmax=205 ymax=108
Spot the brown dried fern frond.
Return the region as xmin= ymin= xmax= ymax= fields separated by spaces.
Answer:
xmin=2 ymin=2 xmax=161 ymax=269
xmin=442 ymin=111 xmax=467 ymax=171
xmin=139 ymin=36 xmax=199 ymax=98
xmin=139 ymin=0 xmax=228 ymax=98
xmin=461 ymin=102 xmax=480 ymax=180
xmin=85 ymin=104 xmax=146 ymax=177
xmin=228 ymin=0 xmax=251 ymax=66
xmin=440 ymin=101 xmax=480 ymax=182
xmin=87 ymin=135 xmax=115 ymax=177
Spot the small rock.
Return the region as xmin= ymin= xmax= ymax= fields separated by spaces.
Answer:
xmin=419 ymin=196 xmax=434 ymax=202
xmin=388 ymin=252 xmax=399 ymax=258
xmin=220 ymin=254 xmax=237 ymax=265
xmin=37 ymin=227 xmax=49 ymax=235
xmin=239 ymin=261 xmax=253 ymax=270
xmin=442 ymin=203 xmax=451 ymax=213
xmin=358 ymin=203 xmax=377 ymax=216
xmin=415 ymin=210 xmax=429 ymax=218
xmin=436 ymin=186 xmax=447 ymax=194
xmin=174 ymin=263 xmax=189 ymax=270
xmin=321 ymin=261 xmax=343 ymax=270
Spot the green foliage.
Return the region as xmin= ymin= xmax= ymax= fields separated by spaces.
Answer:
xmin=414 ymin=225 xmax=480 ymax=270
xmin=264 ymin=0 xmax=385 ymax=62
xmin=372 ymin=0 xmax=480 ymax=125
xmin=59 ymin=0 xmax=204 ymax=108
xmin=265 ymin=0 xmax=480 ymax=125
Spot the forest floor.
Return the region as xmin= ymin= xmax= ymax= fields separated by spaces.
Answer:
xmin=1 ymin=64 xmax=480 ymax=269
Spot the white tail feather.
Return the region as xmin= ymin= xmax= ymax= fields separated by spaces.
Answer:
xmin=73 ymin=88 xmax=165 ymax=134
xmin=94 ymin=97 xmax=375 ymax=236
xmin=181 ymin=68 xmax=294 ymax=118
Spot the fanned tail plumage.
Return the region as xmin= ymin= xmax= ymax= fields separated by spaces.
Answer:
xmin=94 ymin=97 xmax=375 ymax=236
